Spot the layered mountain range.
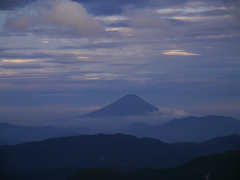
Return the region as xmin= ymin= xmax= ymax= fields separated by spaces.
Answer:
xmin=1 ymin=115 xmax=240 ymax=145
xmin=1 ymin=95 xmax=240 ymax=179
xmin=1 ymin=133 xmax=240 ymax=174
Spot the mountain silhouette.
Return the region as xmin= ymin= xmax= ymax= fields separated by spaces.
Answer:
xmin=118 ymin=115 xmax=240 ymax=142
xmin=80 ymin=94 xmax=158 ymax=118
xmin=2 ymin=115 xmax=240 ymax=145
xmin=1 ymin=133 xmax=240 ymax=173
xmin=0 ymin=122 xmax=101 ymax=146
xmin=67 ymin=150 xmax=240 ymax=180
xmin=2 ymin=150 xmax=239 ymax=180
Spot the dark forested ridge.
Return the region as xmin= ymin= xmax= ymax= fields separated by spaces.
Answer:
xmin=67 ymin=150 xmax=240 ymax=180
xmin=0 ymin=167 xmax=83 ymax=180
xmin=1 ymin=150 xmax=239 ymax=180
xmin=1 ymin=133 xmax=240 ymax=174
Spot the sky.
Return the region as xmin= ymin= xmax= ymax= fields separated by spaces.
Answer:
xmin=0 ymin=0 xmax=240 ymax=128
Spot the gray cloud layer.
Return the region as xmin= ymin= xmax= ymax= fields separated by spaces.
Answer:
xmin=4 ymin=0 xmax=102 ymax=36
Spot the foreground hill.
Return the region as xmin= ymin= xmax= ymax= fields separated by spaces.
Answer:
xmin=1 ymin=133 xmax=240 ymax=173
xmin=67 ymin=150 xmax=240 ymax=180
xmin=0 ymin=167 xmax=82 ymax=180
xmin=1 ymin=150 xmax=239 ymax=180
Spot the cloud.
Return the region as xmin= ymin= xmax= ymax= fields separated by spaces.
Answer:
xmin=0 ymin=104 xmax=101 ymax=115
xmin=75 ymin=0 xmax=153 ymax=16
xmin=162 ymin=49 xmax=201 ymax=56
xmin=140 ymin=106 xmax=191 ymax=121
xmin=4 ymin=13 xmax=37 ymax=32
xmin=0 ymin=64 xmax=45 ymax=69
xmin=59 ymin=41 xmax=126 ymax=50
xmin=97 ymin=106 xmax=191 ymax=127
xmin=2 ymin=59 xmax=37 ymax=63
xmin=125 ymin=9 xmax=170 ymax=29
xmin=4 ymin=0 xmax=102 ymax=36
xmin=46 ymin=106 xmax=191 ymax=129
xmin=109 ymin=61 xmax=149 ymax=66
xmin=232 ymin=0 xmax=240 ymax=23
xmin=0 ymin=104 xmax=101 ymax=126
xmin=0 ymin=51 xmax=58 ymax=59
xmin=156 ymin=106 xmax=190 ymax=117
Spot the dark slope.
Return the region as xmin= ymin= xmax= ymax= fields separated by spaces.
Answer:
xmin=0 ymin=167 xmax=82 ymax=180
xmin=118 ymin=115 xmax=240 ymax=142
xmin=80 ymin=94 xmax=158 ymax=117
xmin=1 ymin=134 xmax=240 ymax=173
xmin=1 ymin=150 xmax=240 ymax=180
xmin=0 ymin=134 xmax=177 ymax=173
xmin=67 ymin=150 xmax=240 ymax=180
xmin=173 ymin=134 xmax=240 ymax=158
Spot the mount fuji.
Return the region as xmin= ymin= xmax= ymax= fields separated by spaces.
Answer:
xmin=80 ymin=94 xmax=158 ymax=118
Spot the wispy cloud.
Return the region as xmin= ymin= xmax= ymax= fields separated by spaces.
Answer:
xmin=126 ymin=9 xmax=170 ymax=29
xmin=0 ymin=63 xmax=45 ymax=69
xmin=2 ymin=59 xmax=37 ymax=63
xmin=162 ymin=49 xmax=201 ymax=56
xmin=233 ymin=0 xmax=240 ymax=23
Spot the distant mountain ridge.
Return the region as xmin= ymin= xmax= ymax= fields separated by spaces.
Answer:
xmin=1 ymin=115 xmax=240 ymax=145
xmin=117 ymin=115 xmax=240 ymax=142
xmin=80 ymin=94 xmax=158 ymax=118
xmin=1 ymin=133 xmax=240 ymax=173
xmin=0 ymin=122 xmax=101 ymax=146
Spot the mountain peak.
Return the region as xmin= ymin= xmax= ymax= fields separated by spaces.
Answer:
xmin=81 ymin=95 xmax=158 ymax=118
xmin=124 ymin=94 xmax=138 ymax=97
